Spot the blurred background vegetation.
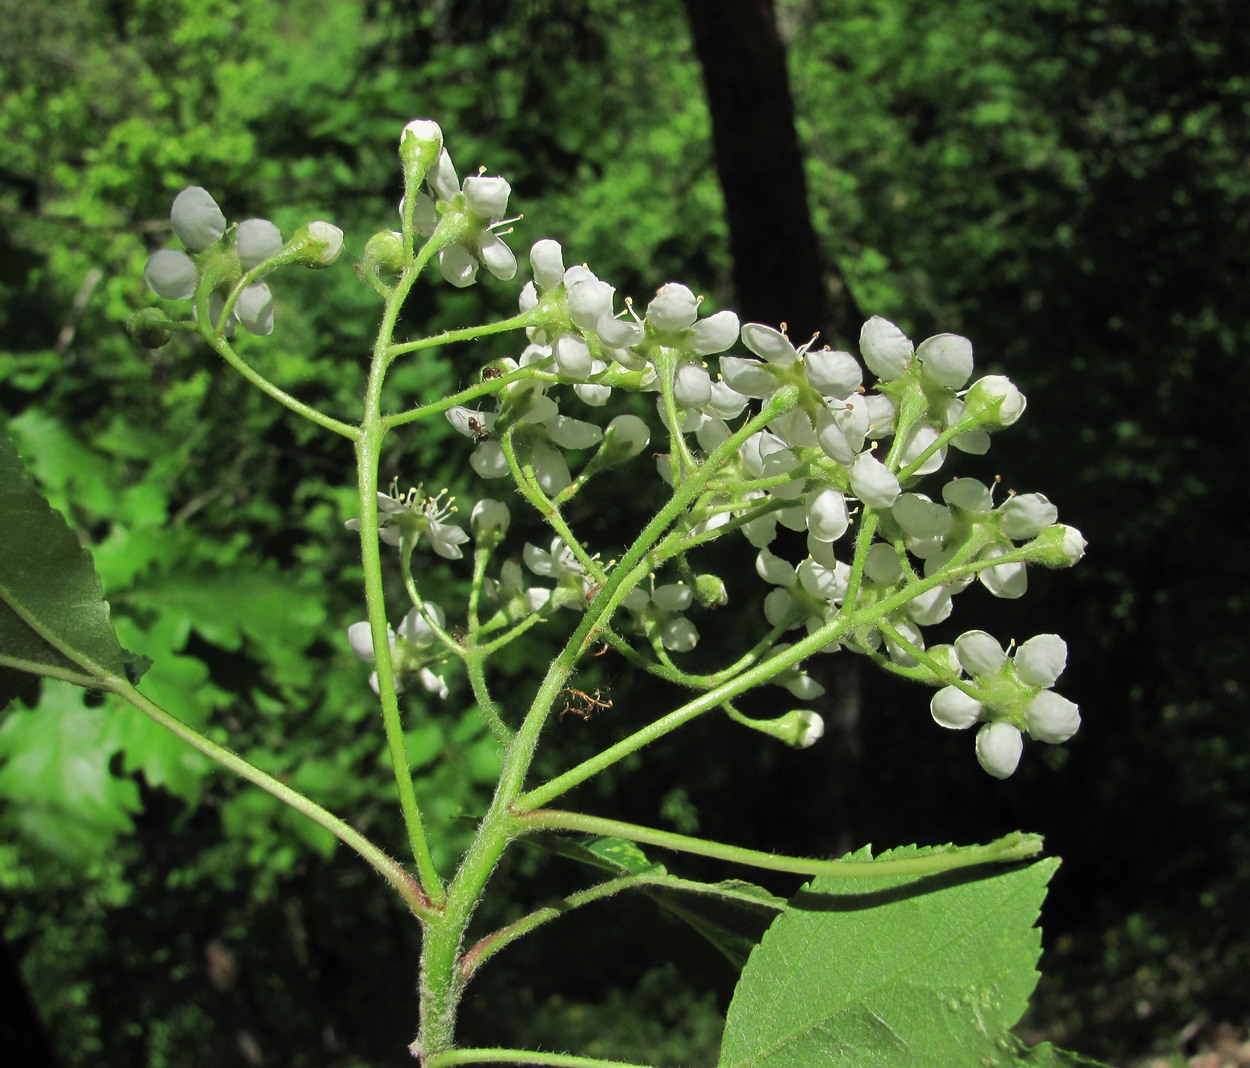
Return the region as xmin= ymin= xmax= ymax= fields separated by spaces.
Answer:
xmin=2 ymin=0 xmax=1248 ymax=1064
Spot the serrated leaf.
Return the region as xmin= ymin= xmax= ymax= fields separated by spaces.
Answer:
xmin=0 ymin=427 xmax=125 ymax=684
xmin=719 ymin=844 xmax=1060 ymax=1067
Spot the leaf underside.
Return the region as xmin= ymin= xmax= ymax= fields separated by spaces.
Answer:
xmin=0 ymin=425 xmax=125 ymax=702
xmin=719 ymin=844 xmax=1061 ymax=1068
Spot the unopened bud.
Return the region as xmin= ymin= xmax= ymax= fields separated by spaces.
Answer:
xmin=363 ymin=230 xmax=406 ymax=276
xmin=399 ymin=119 xmax=444 ymax=178
xmin=127 ymin=308 xmax=174 ymax=348
xmin=964 ymin=375 xmax=1027 ymax=427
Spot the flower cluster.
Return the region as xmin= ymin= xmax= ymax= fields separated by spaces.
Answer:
xmin=401 ymin=119 xmax=518 ymax=288
xmin=136 ymin=186 xmax=344 ymax=342
xmin=334 ymin=120 xmax=1086 ymax=780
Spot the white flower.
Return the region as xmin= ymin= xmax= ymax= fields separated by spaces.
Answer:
xmin=346 ymin=489 xmax=470 ymax=559
xmin=802 ymin=347 xmax=859 ymax=398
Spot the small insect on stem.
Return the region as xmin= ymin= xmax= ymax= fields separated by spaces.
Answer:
xmin=559 ymin=686 xmax=614 ymax=721
xmin=466 ymin=417 xmax=491 ymax=442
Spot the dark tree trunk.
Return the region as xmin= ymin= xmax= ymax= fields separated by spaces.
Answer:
xmin=680 ymin=0 xmax=863 ymax=344
xmin=0 ymin=930 xmax=61 ymax=1068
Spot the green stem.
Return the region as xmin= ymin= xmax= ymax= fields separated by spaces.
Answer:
xmin=387 ymin=308 xmax=540 ymax=360
xmin=198 ymin=302 xmax=357 ymax=440
xmin=424 ymin=1051 xmax=655 ymax=1068
xmin=358 ymin=253 xmax=445 ymax=905
xmin=519 ymin=810 xmax=1043 ymax=879
xmin=108 ymin=678 xmax=434 ymax=919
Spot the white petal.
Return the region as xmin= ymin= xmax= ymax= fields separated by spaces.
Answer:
xmin=859 ymin=316 xmax=914 ymax=381
xmin=1025 ymin=691 xmax=1081 ymax=743
xmin=931 ymin=686 xmax=982 ymax=729
xmin=1014 ymin=634 xmax=1068 ymax=687
xmin=144 ymin=250 xmax=197 ymax=300
xmin=805 ymin=348 xmax=862 ymax=397
xmin=740 ymin=323 xmax=797 ymax=365
xmin=646 ymin=283 xmax=698 ymax=332
xmin=236 ymin=218 xmax=283 ymax=270
xmin=848 ymin=452 xmax=901 ymax=508
xmin=462 ymin=175 xmax=511 ymax=218
xmin=975 ymin=722 xmax=1023 ymax=779
xmin=171 ymin=186 xmax=226 ymax=251
xmin=954 ymin=630 xmax=1008 ymax=676
xmin=916 ymin=333 xmax=974 ymax=389
xmin=690 ymin=310 xmax=740 ymax=354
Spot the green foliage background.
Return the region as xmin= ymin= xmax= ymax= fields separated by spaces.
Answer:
xmin=2 ymin=0 xmax=1247 ymax=1064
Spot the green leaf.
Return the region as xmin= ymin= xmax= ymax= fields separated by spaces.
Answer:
xmin=719 ymin=845 xmax=1060 ymax=1067
xmin=0 ymin=681 xmax=141 ymax=863
xmin=0 ymin=426 xmax=125 ymax=688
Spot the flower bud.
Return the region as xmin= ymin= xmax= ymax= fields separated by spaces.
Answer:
xmin=975 ymin=721 xmax=1023 ymax=778
xmin=470 ymin=498 xmax=511 ymax=543
xmin=399 ymin=119 xmax=444 ymax=176
xmin=529 ymin=239 xmax=565 ymax=290
xmin=363 ymin=230 xmax=406 ymax=276
xmin=290 ymin=221 xmax=345 ymax=268
xmin=171 ymin=186 xmax=227 ymax=251
xmin=964 ymin=375 xmax=1027 ymax=427
xmin=144 ymin=250 xmax=197 ymax=300
xmin=126 ymin=307 xmax=174 ymax=348
xmin=581 ymin=414 xmax=651 ymax=476
xmin=693 ymin=573 xmax=729 ymax=607
xmin=1028 ymin=524 xmax=1088 ymax=567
